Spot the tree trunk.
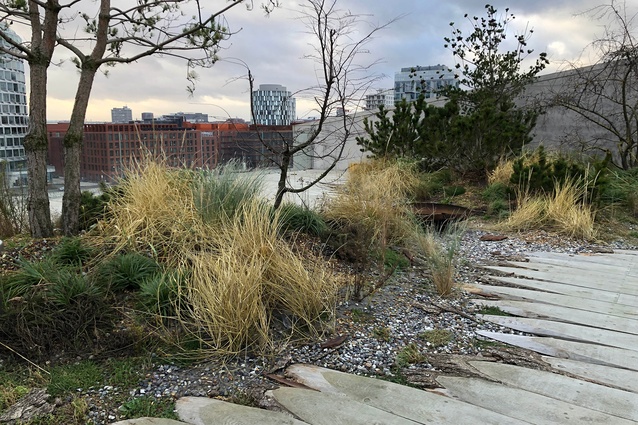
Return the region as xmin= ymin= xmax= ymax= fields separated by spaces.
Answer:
xmin=273 ymin=151 xmax=292 ymax=210
xmin=62 ymin=0 xmax=109 ymax=235
xmin=62 ymin=67 xmax=100 ymax=235
xmin=24 ymin=60 xmax=52 ymax=237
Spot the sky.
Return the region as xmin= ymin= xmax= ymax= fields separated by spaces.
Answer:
xmin=7 ymin=0 xmax=632 ymax=122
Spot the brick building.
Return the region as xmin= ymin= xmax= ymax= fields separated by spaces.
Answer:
xmin=47 ymin=120 xmax=292 ymax=182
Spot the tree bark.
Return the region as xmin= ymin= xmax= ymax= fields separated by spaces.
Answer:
xmin=62 ymin=68 xmax=99 ymax=235
xmin=62 ymin=0 xmax=109 ymax=235
xmin=273 ymin=151 xmax=292 ymax=210
xmin=23 ymin=0 xmax=61 ymax=238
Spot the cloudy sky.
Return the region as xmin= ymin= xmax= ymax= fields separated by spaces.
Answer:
xmin=8 ymin=0 xmax=633 ymax=122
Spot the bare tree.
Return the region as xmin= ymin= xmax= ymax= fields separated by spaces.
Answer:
xmin=0 ymin=0 xmax=278 ymax=236
xmin=245 ymin=0 xmax=394 ymax=210
xmin=550 ymin=1 xmax=638 ymax=169
xmin=0 ymin=2 xmax=62 ymax=237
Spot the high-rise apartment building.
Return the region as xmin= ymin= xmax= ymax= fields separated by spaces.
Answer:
xmin=365 ymin=89 xmax=395 ymax=110
xmin=252 ymin=84 xmax=296 ymax=126
xmin=111 ymin=105 xmax=133 ymax=123
xmin=394 ymin=65 xmax=458 ymax=102
xmin=0 ymin=25 xmax=28 ymax=186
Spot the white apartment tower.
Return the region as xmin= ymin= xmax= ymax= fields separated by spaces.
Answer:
xmin=252 ymin=84 xmax=296 ymax=126
xmin=394 ymin=65 xmax=458 ymax=102
xmin=111 ymin=105 xmax=133 ymax=123
xmin=365 ymin=89 xmax=395 ymax=110
xmin=0 ymin=25 xmax=28 ymax=186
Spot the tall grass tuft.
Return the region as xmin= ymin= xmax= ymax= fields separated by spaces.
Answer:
xmin=180 ymin=199 xmax=340 ymax=353
xmin=411 ymin=224 xmax=462 ymax=296
xmin=94 ymin=159 xmax=201 ymax=263
xmin=498 ymin=176 xmax=597 ymax=240
xmin=94 ymin=158 xmax=342 ymax=354
xmin=488 ymin=158 xmax=515 ymax=186
xmin=192 ymin=161 xmax=264 ymax=224
xmin=323 ymin=159 xmax=420 ymax=267
xmin=546 ymin=177 xmax=596 ymax=239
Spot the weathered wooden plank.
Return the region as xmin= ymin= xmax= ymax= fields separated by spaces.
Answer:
xmin=469 ymin=361 xmax=638 ymax=422
xmin=508 ymin=259 xmax=633 ymax=276
xmin=285 ymin=364 xmax=527 ymax=425
xmin=175 ymin=397 xmax=308 ymax=425
xmin=487 ymin=275 xmax=638 ymax=307
xmin=526 ymin=251 xmax=638 ymax=264
xmin=436 ymin=376 xmax=637 ymax=425
xmin=272 ymin=387 xmax=420 ymax=425
xmin=474 ymin=299 xmax=638 ymax=335
xmin=543 ymin=356 xmax=638 ymax=393
xmin=485 ymin=266 xmax=638 ymax=290
xmin=478 ymin=315 xmax=638 ymax=352
xmin=477 ymin=331 xmax=638 ymax=371
xmin=473 ymin=284 xmax=638 ymax=320
xmin=470 ymin=284 xmax=638 ymax=318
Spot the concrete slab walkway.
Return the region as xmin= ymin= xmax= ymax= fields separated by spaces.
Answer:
xmin=112 ymin=249 xmax=638 ymax=424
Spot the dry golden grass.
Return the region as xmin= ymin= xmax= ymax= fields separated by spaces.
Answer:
xmin=498 ymin=189 xmax=547 ymax=232
xmin=181 ymin=199 xmax=340 ymax=353
xmin=95 ymin=159 xmax=205 ymax=263
xmin=497 ymin=178 xmax=597 ymax=240
xmin=488 ymin=159 xmax=514 ymax=186
xmin=95 ymin=159 xmax=341 ymax=354
xmin=324 ymin=159 xmax=420 ymax=253
xmin=411 ymin=226 xmax=461 ymax=297
xmin=546 ymin=178 xmax=597 ymax=240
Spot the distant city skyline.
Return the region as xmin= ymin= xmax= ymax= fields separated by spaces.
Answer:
xmin=5 ymin=0 xmax=628 ymax=122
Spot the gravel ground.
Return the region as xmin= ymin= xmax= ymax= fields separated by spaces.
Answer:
xmin=79 ymin=226 xmax=637 ymax=424
xmin=2 ymin=225 xmax=636 ymax=424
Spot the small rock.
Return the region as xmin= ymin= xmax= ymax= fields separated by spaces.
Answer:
xmin=479 ymin=234 xmax=508 ymax=242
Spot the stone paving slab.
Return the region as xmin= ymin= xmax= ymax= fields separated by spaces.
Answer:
xmin=471 ymin=283 xmax=638 ymax=317
xmin=111 ymin=418 xmax=189 ymax=425
xmin=485 ymin=266 xmax=638 ymax=290
xmin=542 ymin=356 xmax=638 ymax=393
xmin=273 ymin=387 xmax=419 ymax=425
xmin=474 ymin=299 xmax=638 ymax=334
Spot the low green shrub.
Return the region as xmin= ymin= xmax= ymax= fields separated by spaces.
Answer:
xmin=599 ymin=168 xmax=638 ymax=214
xmin=138 ymin=270 xmax=186 ymax=317
xmin=381 ymin=248 xmax=410 ymax=271
xmin=442 ymin=185 xmax=466 ymax=198
xmin=511 ymin=146 xmax=609 ymax=203
xmin=119 ymin=396 xmax=178 ymax=420
xmin=488 ymin=199 xmax=510 ymax=216
xmin=48 ymin=361 xmax=103 ymax=397
xmin=79 ymin=190 xmax=111 ymax=231
xmin=192 ymin=162 xmax=263 ymax=224
xmin=0 ymin=260 xmax=114 ymax=356
xmin=482 ymin=182 xmax=512 ymax=203
xmin=51 ymin=237 xmax=95 ymax=267
xmin=412 ymin=169 xmax=453 ymax=200
xmin=96 ymin=252 xmax=161 ymax=292
xmin=278 ymin=203 xmax=328 ymax=236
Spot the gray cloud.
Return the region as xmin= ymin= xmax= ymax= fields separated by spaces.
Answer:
xmin=10 ymin=0 xmax=635 ymax=121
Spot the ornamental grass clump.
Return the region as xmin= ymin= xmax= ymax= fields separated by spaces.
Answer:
xmin=497 ymin=176 xmax=596 ymax=240
xmin=323 ymin=159 xmax=420 ymax=265
xmin=179 ymin=199 xmax=340 ymax=353
xmin=94 ymin=158 xmax=342 ymax=354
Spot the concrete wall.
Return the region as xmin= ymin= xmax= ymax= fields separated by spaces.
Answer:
xmin=293 ymin=97 xmax=448 ymax=171
xmin=522 ymin=62 xmax=638 ymax=164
